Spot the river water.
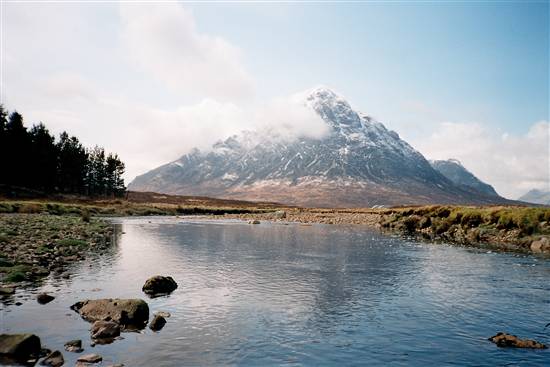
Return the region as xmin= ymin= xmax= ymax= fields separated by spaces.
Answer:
xmin=1 ymin=217 xmax=549 ymax=366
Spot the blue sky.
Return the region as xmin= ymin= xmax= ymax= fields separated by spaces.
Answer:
xmin=186 ymin=1 xmax=549 ymax=135
xmin=2 ymin=1 xmax=549 ymax=198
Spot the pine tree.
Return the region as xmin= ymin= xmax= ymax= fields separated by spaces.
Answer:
xmin=29 ymin=123 xmax=58 ymax=192
xmin=5 ymin=111 xmax=31 ymax=186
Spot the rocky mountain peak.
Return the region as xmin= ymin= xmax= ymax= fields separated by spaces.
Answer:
xmin=130 ymin=87 xmax=510 ymax=207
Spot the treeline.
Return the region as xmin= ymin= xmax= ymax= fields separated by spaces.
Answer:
xmin=0 ymin=106 xmax=126 ymax=197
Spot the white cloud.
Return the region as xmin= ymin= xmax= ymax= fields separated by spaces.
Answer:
xmin=414 ymin=121 xmax=550 ymax=199
xmin=119 ymin=3 xmax=254 ymax=101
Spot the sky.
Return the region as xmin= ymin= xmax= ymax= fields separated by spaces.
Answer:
xmin=1 ymin=0 xmax=548 ymax=199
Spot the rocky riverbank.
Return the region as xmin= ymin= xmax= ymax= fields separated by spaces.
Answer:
xmin=0 ymin=213 xmax=113 ymax=291
xmin=225 ymin=206 xmax=550 ymax=254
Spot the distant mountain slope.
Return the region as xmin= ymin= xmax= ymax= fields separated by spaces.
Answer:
xmin=130 ymin=87 xmax=513 ymax=207
xmin=430 ymin=159 xmax=499 ymax=197
xmin=518 ymin=189 xmax=550 ymax=205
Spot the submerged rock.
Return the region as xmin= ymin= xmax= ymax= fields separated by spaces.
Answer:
xmin=91 ymin=320 xmax=120 ymax=341
xmin=64 ymin=339 xmax=83 ymax=353
xmin=40 ymin=350 xmax=64 ymax=367
xmin=71 ymin=299 xmax=149 ymax=328
xmin=0 ymin=333 xmax=41 ymax=362
xmin=488 ymin=332 xmax=547 ymax=349
xmin=149 ymin=314 xmax=166 ymax=331
xmin=77 ymin=353 xmax=102 ymax=363
xmin=142 ymin=276 xmax=178 ymax=297
xmin=37 ymin=293 xmax=55 ymax=305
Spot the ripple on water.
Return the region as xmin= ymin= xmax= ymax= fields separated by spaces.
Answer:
xmin=2 ymin=217 xmax=549 ymax=366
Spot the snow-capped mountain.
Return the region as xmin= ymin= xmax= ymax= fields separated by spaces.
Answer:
xmin=130 ymin=87 xmax=510 ymax=207
xmin=430 ymin=159 xmax=499 ymax=197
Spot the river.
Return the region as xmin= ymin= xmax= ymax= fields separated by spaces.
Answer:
xmin=1 ymin=217 xmax=549 ymax=366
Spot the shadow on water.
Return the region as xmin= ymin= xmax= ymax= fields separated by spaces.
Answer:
xmin=1 ymin=217 xmax=549 ymax=366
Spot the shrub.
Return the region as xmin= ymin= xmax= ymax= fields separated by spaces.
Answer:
xmin=81 ymin=208 xmax=91 ymax=223
xmin=18 ymin=203 xmax=44 ymax=213
xmin=460 ymin=211 xmax=482 ymax=227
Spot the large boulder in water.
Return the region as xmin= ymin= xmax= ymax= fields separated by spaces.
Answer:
xmin=0 ymin=334 xmax=41 ymax=362
xmin=488 ymin=332 xmax=547 ymax=349
xmin=71 ymin=299 xmax=149 ymax=328
xmin=142 ymin=276 xmax=178 ymax=296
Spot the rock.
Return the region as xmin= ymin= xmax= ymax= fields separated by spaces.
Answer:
xmin=37 ymin=293 xmax=55 ymax=304
xmin=0 ymin=287 xmax=15 ymax=295
xmin=71 ymin=299 xmax=149 ymax=328
xmin=91 ymin=320 xmax=120 ymax=340
xmin=248 ymin=220 xmax=260 ymax=224
xmin=155 ymin=311 xmax=171 ymax=318
xmin=142 ymin=276 xmax=178 ymax=296
xmin=273 ymin=210 xmax=286 ymax=219
xmin=488 ymin=332 xmax=547 ymax=349
xmin=40 ymin=350 xmax=64 ymax=367
xmin=530 ymin=237 xmax=550 ymax=253
xmin=64 ymin=339 xmax=83 ymax=353
xmin=0 ymin=334 xmax=41 ymax=361
xmin=77 ymin=353 xmax=102 ymax=363
xmin=149 ymin=314 xmax=166 ymax=331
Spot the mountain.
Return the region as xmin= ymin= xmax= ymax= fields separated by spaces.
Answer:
xmin=130 ymin=87 xmax=512 ymax=207
xmin=430 ymin=159 xmax=499 ymax=197
xmin=518 ymin=189 xmax=550 ymax=206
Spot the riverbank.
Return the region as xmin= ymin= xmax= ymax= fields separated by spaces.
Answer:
xmin=0 ymin=214 xmax=114 ymax=290
xmin=1 ymin=200 xmax=549 ymax=291
xmin=224 ymin=205 xmax=550 ymax=253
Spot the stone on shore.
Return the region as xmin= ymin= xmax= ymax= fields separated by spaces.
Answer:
xmin=149 ymin=314 xmax=166 ymax=331
xmin=39 ymin=350 xmax=64 ymax=367
xmin=488 ymin=332 xmax=547 ymax=349
xmin=248 ymin=220 xmax=260 ymax=224
xmin=77 ymin=353 xmax=102 ymax=363
xmin=71 ymin=299 xmax=149 ymax=328
xmin=64 ymin=339 xmax=83 ymax=353
xmin=530 ymin=237 xmax=550 ymax=253
xmin=91 ymin=320 xmax=120 ymax=341
xmin=0 ymin=287 xmax=15 ymax=295
xmin=37 ymin=293 xmax=55 ymax=304
xmin=142 ymin=276 xmax=178 ymax=297
xmin=0 ymin=333 xmax=41 ymax=361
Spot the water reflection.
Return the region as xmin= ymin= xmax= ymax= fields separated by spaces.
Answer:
xmin=1 ymin=217 xmax=549 ymax=366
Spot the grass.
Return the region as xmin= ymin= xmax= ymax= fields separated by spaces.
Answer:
xmin=382 ymin=205 xmax=550 ymax=250
xmin=0 ymin=264 xmax=32 ymax=282
xmin=0 ymin=199 xmax=272 ymax=218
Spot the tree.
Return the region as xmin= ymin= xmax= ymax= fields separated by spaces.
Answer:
xmin=106 ymin=153 xmax=126 ymax=197
xmin=57 ymin=132 xmax=88 ymax=194
xmin=0 ymin=107 xmax=126 ymax=197
xmin=29 ymin=123 xmax=58 ymax=192
xmin=5 ymin=111 xmax=31 ymax=186
xmin=87 ymin=146 xmax=106 ymax=196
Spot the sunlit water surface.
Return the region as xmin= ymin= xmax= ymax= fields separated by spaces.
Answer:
xmin=1 ymin=217 xmax=549 ymax=366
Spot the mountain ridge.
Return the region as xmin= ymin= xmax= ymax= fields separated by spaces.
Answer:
xmin=130 ymin=87 xmax=513 ymax=207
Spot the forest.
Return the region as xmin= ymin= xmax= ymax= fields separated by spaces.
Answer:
xmin=0 ymin=105 xmax=126 ymax=197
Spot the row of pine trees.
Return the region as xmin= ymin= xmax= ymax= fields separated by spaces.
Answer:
xmin=0 ymin=106 xmax=126 ymax=197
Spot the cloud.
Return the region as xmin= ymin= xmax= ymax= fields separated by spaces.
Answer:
xmin=414 ymin=121 xmax=550 ymax=199
xmin=119 ymin=3 xmax=254 ymax=101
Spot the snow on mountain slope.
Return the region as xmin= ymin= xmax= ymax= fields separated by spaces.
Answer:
xmin=430 ymin=159 xmax=499 ymax=197
xmin=129 ymin=87 xmax=510 ymax=207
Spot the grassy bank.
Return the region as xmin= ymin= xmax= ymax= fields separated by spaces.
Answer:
xmin=380 ymin=206 xmax=550 ymax=252
xmin=0 ymin=199 xmax=271 ymax=217
xmin=0 ymin=214 xmax=113 ymax=287
xmin=0 ymin=197 xmax=276 ymax=288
